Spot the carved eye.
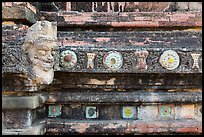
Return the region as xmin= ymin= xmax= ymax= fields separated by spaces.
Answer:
xmin=41 ymin=22 xmax=45 ymax=26
xmin=38 ymin=50 xmax=46 ymax=56
xmin=51 ymin=51 xmax=55 ymax=56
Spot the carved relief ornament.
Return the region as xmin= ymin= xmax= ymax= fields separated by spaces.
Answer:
xmin=22 ymin=21 xmax=57 ymax=85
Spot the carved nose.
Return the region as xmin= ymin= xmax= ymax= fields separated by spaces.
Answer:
xmin=48 ymin=53 xmax=54 ymax=61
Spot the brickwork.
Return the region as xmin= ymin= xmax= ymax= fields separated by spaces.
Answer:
xmin=2 ymin=2 xmax=202 ymax=135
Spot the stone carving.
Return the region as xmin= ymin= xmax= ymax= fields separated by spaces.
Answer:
xmin=160 ymin=105 xmax=172 ymax=118
xmin=103 ymin=51 xmax=123 ymax=70
xmin=134 ymin=50 xmax=149 ymax=70
xmin=87 ymin=53 xmax=96 ymax=69
xmin=159 ymin=50 xmax=180 ymax=70
xmin=86 ymin=106 xmax=98 ymax=119
xmin=56 ymin=46 xmax=201 ymax=73
xmin=48 ymin=105 xmax=62 ymax=117
xmin=60 ymin=50 xmax=77 ymax=68
xmin=122 ymin=106 xmax=136 ymax=119
xmin=22 ymin=21 xmax=57 ymax=85
xmin=190 ymin=53 xmax=200 ymax=69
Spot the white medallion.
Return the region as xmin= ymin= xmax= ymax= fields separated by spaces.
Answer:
xmin=60 ymin=50 xmax=77 ymax=68
xmin=159 ymin=50 xmax=180 ymax=70
xmin=103 ymin=51 xmax=123 ymax=70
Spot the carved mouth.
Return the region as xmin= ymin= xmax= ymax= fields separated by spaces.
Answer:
xmin=42 ymin=62 xmax=54 ymax=69
xmin=33 ymin=57 xmax=54 ymax=71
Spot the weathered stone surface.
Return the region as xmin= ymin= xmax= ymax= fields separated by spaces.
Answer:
xmin=2 ymin=95 xmax=44 ymax=109
xmin=175 ymin=104 xmax=196 ymax=120
xmin=2 ymin=23 xmax=38 ymax=91
xmin=45 ymin=119 xmax=202 ymax=134
xmin=47 ymin=73 xmax=202 ymax=90
xmin=2 ymin=110 xmax=34 ymax=129
xmin=41 ymin=2 xmax=202 ymax=12
xmin=37 ymin=2 xmax=59 ymax=12
xmin=54 ymin=30 xmax=202 ymax=74
xmin=2 ymin=21 xmax=58 ymax=91
xmin=176 ymin=2 xmax=202 ymax=11
xmin=188 ymin=2 xmax=202 ymax=11
xmin=138 ymin=105 xmax=158 ymax=120
xmin=39 ymin=11 xmax=202 ymax=27
xmin=54 ymin=46 xmax=202 ymax=74
xmin=40 ymin=90 xmax=202 ymax=103
xmin=2 ymin=2 xmax=38 ymax=24
xmin=2 ymin=24 xmax=29 ymax=73
xmin=57 ymin=30 xmax=202 ymax=48
xmin=2 ymin=2 xmax=202 ymax=135
xmin=2 ymin=122 xmax=46 ymax=135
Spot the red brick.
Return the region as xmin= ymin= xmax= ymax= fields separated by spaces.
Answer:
xmin=176 ymin=127 xmax=200 ymax=133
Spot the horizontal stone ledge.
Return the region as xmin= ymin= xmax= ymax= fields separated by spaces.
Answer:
xmin=2 ymin=122 xmax=46 ymax=135
xmin=2 ymin=95 xmax=45 ymax=109
xmin=45 ymin=119 xmax=202 ymax=134
xmin=39 ymin=11 xmax=202 ymax=27
xmin=57 ymin=30 xmax=202 ymax=48
xmin=42 ymin=91 xmax=202 ymax=103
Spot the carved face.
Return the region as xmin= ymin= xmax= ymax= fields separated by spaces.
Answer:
xmin=26 ymin=38 xmax=56 ymax=84
xmin=22 ymin=21 xmax=57 ymax=85
xmin=31 ymin=40 xmax=55 ymax=72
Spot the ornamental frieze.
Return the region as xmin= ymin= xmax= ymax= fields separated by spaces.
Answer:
xmin=54 ymin=46 xmax=202 ymax=73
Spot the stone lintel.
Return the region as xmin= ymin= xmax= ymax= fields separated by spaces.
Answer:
xmin=2 ymin=122 xmax=46 ymax=135
xmin=2 ymin=95 xmax=44 ymax=109
xmin=41 ymin=91 xmax=202 ymax=104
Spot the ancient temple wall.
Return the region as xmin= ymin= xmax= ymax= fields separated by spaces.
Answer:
xmin=2 ymin=2 xmax=202 ymax=135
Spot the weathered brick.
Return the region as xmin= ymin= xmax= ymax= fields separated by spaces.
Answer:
xmin=137 ymin=105 xmax=158 ymax=120
xmin=175 ymin=104 xmax=195 ymax=120
xmin=2 ymin=3 xmax=37 ymax=24
xmin=176 ymin=127 xmax=200 ymax=133
xmin=40 ymin=11 xmax=202 ymax=28
xmin=2 ymin=2 xmax=202 ymax=135
xmin=45 ymin=119 xmax=202 ymax=134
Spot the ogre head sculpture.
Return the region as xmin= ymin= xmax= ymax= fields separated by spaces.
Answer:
xmin=22 ymin=21 xmax=57 ymax=85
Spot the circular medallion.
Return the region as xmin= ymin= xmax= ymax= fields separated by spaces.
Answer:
xmin=159 ymin=50 xmax=180 ymax=70
xmin=103 ymin=51 xmax=123 ymax=70
xmin=124 ymin=107 xmax=132 ymax=116
xmin=60 ymin=50 xmax=77 ymax=68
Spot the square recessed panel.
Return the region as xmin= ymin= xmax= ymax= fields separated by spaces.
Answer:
xmin=160 ymin=105 xmax=172 ymax=118
xmin=48 ymin=105 xmax=61 ymax=117
xmin=86 ymin=106 xmax=98 ymax=119
xmin=195 ymin=105 xmax=202 ymax=116
xmin=122 ymin=106 xmax=136 ymax=119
